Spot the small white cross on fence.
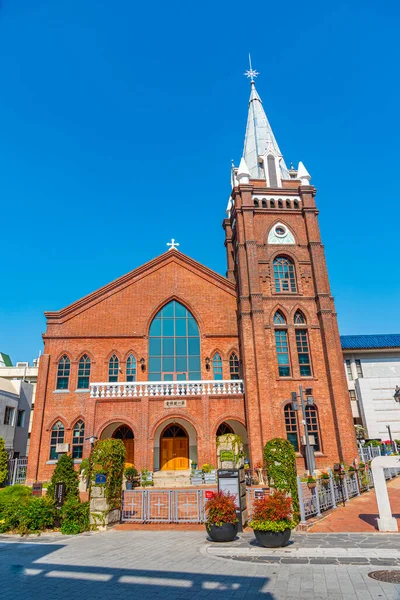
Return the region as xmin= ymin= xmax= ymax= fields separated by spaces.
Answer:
xmin=167 ymin=238 xmax=180 ymax=251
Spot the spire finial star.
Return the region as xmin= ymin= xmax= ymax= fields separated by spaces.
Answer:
xmin=244 ymin=53 xmax=259 ymax=82
xmin=167 ymin=238 xmax=180 ymax=251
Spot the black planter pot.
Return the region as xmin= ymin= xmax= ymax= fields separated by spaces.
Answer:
xmin=254 ymin=528 xmax=291 ymax=548
xmin=206 ymin=522 xmax=238 ymax=542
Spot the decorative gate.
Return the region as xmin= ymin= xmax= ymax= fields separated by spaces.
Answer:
xmin=7 ymin=458 xmax=28 ymax=485
xmin=122 ymin=489 xmax=209 ymax=523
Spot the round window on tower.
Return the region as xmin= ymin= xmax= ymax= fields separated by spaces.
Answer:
xmin=275 ymin=225 xmax=286 ymax=237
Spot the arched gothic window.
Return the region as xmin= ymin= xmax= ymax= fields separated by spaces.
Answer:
xmin=261 ymin=199 xmax=267 ymax=208
xmin=305 ymin=406 xmax=320 ymax=451
xmin=294 ymin=310 xmax=306 ymax=324
xmin=148 ymin=300 xmax=200 ymax=381
xmin=212 ymin=353 xmax=223 ymax=380
xmin=126 ymin=354 xmax=137 ymax=382
xmin=273 ymin=257 xmax=297 ymax=293
xmin=49 ymin=421 xmax=64 ymax=460
xmin=216 ymin=422 xmax=234 ymax=437
xmin=109 ymin=354 xmax=119 ymax=382
xmin=286 ymin=200 xmax=291 ymax=208
xmin=229 ymin=352 xmax=240 ymax=380
xmin=72 ymin=420 xmax=85 ymax=459
xmin=56 ymin=355 xmax=70 ymax=390
xmin=77 ymin=354 xmax=91 ymax=389
xmin=273 ymin=310 xmax=286 ymax=325
xmin=284 ymin=404 xmax=299 ymax=451
xmin=270 ymin=200 xmax=275 ymax=208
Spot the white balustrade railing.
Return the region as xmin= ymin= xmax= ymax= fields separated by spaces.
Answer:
xmin=90 ymin=379 xmax=244 ymax=399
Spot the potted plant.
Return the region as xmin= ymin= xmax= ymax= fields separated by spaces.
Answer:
xmin=320 ymin=472 xmax=330 ymax=487
xmin=307 ymin=476 xmax=316 ymax=490
xmin=348 ymin=465 xmax=355 ymax=477
xmin=201 ymin=463 xmax=213 ymax=473
xmin=205 ymin=491 xmax=238 ymax=542
xmin=358 ymin=462 xmax=365 ymax=472
xmin=249 ymin=490 xmax=296 ymax=548
xmin=124 ymin=466 xmax=138 ymax=490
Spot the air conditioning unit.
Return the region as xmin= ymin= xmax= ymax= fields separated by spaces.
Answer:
xmin=16 ymin=362 xmax=29 ymax=367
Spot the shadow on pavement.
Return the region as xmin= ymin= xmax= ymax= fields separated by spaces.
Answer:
xmin=358 ymin=513 xmax=400 ymax=528
xmin=0 ymin=541 xmax=274 ymax=598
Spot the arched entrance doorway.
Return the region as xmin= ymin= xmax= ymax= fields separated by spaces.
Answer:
xmin=112 ymin=425 xmax=135 ymax=465
xmin=160 ymin=424 xmax=189 ymax=470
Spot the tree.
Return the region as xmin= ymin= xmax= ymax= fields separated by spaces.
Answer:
xmin=47 ymin=454 xmax=79 ymax=501
xmin=0 ymin=438 xmax=8 ymax=487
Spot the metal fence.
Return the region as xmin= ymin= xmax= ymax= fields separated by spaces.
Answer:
xmin=358 ymin=446 xmax=382 ymax=462
xmin=122 ymin=489 xmax=209 ymax=523
xmin=6 ymin=458 xmax=28 ymax=485
xmin=297 ymin=467 xmax=400 ymax=523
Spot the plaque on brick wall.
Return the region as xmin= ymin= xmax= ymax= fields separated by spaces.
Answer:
xmin=164 ymin=399 xmax=187 ymax=408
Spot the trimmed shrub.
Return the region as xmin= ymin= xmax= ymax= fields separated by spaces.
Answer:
xmin=18 ymin=497 xmax=56 ymax=534
xmin=0 ymin=485 xmax=32 ymax=533
xmin=0 ymin=438 xmax=8 ymax=487
xmin=60 ymin=498 xmax=90 ymax=534
xmin=47 ymin=454 xmax=79 ymax=502
xmin=263 ymin=438 xmax=299 ymax=521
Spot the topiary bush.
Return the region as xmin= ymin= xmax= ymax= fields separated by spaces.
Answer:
xmin=0 ymin=438 xmax=8 ymax=487
xmin=263 ymin=438 xmax=299 ymax=521
xmin=60 ymin=497 xmax=90 ymax=534
xmin=89 ymin=439 xmax=125 ymax=509
xmin=47 ymin=454 xmax=79 ymax=502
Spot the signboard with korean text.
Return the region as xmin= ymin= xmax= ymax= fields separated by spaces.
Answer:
xmin=220 ymin=450 xmax=235 ymax=462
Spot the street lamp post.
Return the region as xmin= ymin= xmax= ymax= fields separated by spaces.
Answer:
xmin=291 ymin=385 xmax=316 ymax=475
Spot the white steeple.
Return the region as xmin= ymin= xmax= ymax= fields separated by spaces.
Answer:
xmin=242 ymin=59 xmax=290 ymax=184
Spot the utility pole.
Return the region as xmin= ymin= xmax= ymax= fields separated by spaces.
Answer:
xmin=291 ymin=386 xmax=316 ymax=475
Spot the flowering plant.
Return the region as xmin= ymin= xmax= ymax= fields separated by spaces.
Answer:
xmin=253 ymin=460 xmax=263 ymax=469
xmin=249 ymin=491 xmax=296 ymax=532
xmin=320 ymin=471 xmax=330 ymax=480
xmin=205 ymin=491 xmax=238 ymax=527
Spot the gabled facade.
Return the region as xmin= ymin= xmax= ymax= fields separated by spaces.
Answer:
xmin=27 ymin=73 xmax=357 ymax=484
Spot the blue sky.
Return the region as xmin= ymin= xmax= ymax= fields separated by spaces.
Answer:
xmin=1 ymin=0 xmax=399 ymax=363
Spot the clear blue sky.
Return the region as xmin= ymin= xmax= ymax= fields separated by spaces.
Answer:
xmin=1 ymin=0 xmax=399 ymax=364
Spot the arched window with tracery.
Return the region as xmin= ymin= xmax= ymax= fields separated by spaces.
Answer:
xmin=284 ymin=404 xmax=299 ymax=451
xmin=273 ymin=310 xmax=286 ymax=325
xmin=212 ymin=353 xmax=223 ymax=380
xmin=126 ymin=354 xmax=137 ymax=382
xmin=56 ymin=355 xmax=70 ymax=390
xmin=49 ymin=421 xmax=65 ymax=460
xmin=148 ymin=300 xmax=200 ymax=381
xmin=108 ymin=354 xmax=119 ymax=382
xmin=229 ymin=352 xmax=240 ymax=380
xmin=305 ymin=405 xmax=321 ymax=451
xmin=273 ymin=257 xmax=297 ymax=293
xmin=72 ymin=420 xmax=85 ymax=459
xmin=216 ymin=422 xmax=234 ymax=437
xmin=77 ymin=354 xmax=91 ymax=389
xmin=294 ymin=310 xmax=306 ymax=324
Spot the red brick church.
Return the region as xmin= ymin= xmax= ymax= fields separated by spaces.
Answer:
xmin=27 ymin=73 xmax=357 ymax=484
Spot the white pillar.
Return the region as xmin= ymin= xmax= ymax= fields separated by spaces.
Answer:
xmin=371 ymin=455 xmax=400 ymax=532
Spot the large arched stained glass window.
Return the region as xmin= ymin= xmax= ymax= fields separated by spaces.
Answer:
xmin=148 ymin=300 xmax=200 ymax=381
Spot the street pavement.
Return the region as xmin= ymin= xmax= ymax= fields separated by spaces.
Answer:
xmin=1 ymin=530 xmax=400 ymax=599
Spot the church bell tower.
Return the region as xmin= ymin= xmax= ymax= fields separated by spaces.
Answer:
xmin=223 ymin=64 xmax=357 ymax=469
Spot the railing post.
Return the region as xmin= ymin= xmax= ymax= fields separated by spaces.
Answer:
xmin=329 ymin=471 xmax=337 ymax=508
xmin=313 ymin=483 xmax=321 ymax=517
xmin=342 ymin=476 xmax=349 ymax=501
xmin=11 ymin=459 xmax=17 ymax=486
xmin=354 ymin=471 xmax=361 ymax=496
xmin=297 ymin=476 xmax=307 ymax=524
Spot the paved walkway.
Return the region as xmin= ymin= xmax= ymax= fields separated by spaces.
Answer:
xmin=1 ymin=529 xmax=400 ymax=599
xmin=309 ymin=477 xmax=400 ymax=533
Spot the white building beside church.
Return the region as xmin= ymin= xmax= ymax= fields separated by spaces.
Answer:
xmin=341 ymin=334 xmax=400 ymax=441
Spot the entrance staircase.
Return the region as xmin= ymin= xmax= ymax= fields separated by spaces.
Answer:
xmin=152 ymin=470 xmax=192 ymax=488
